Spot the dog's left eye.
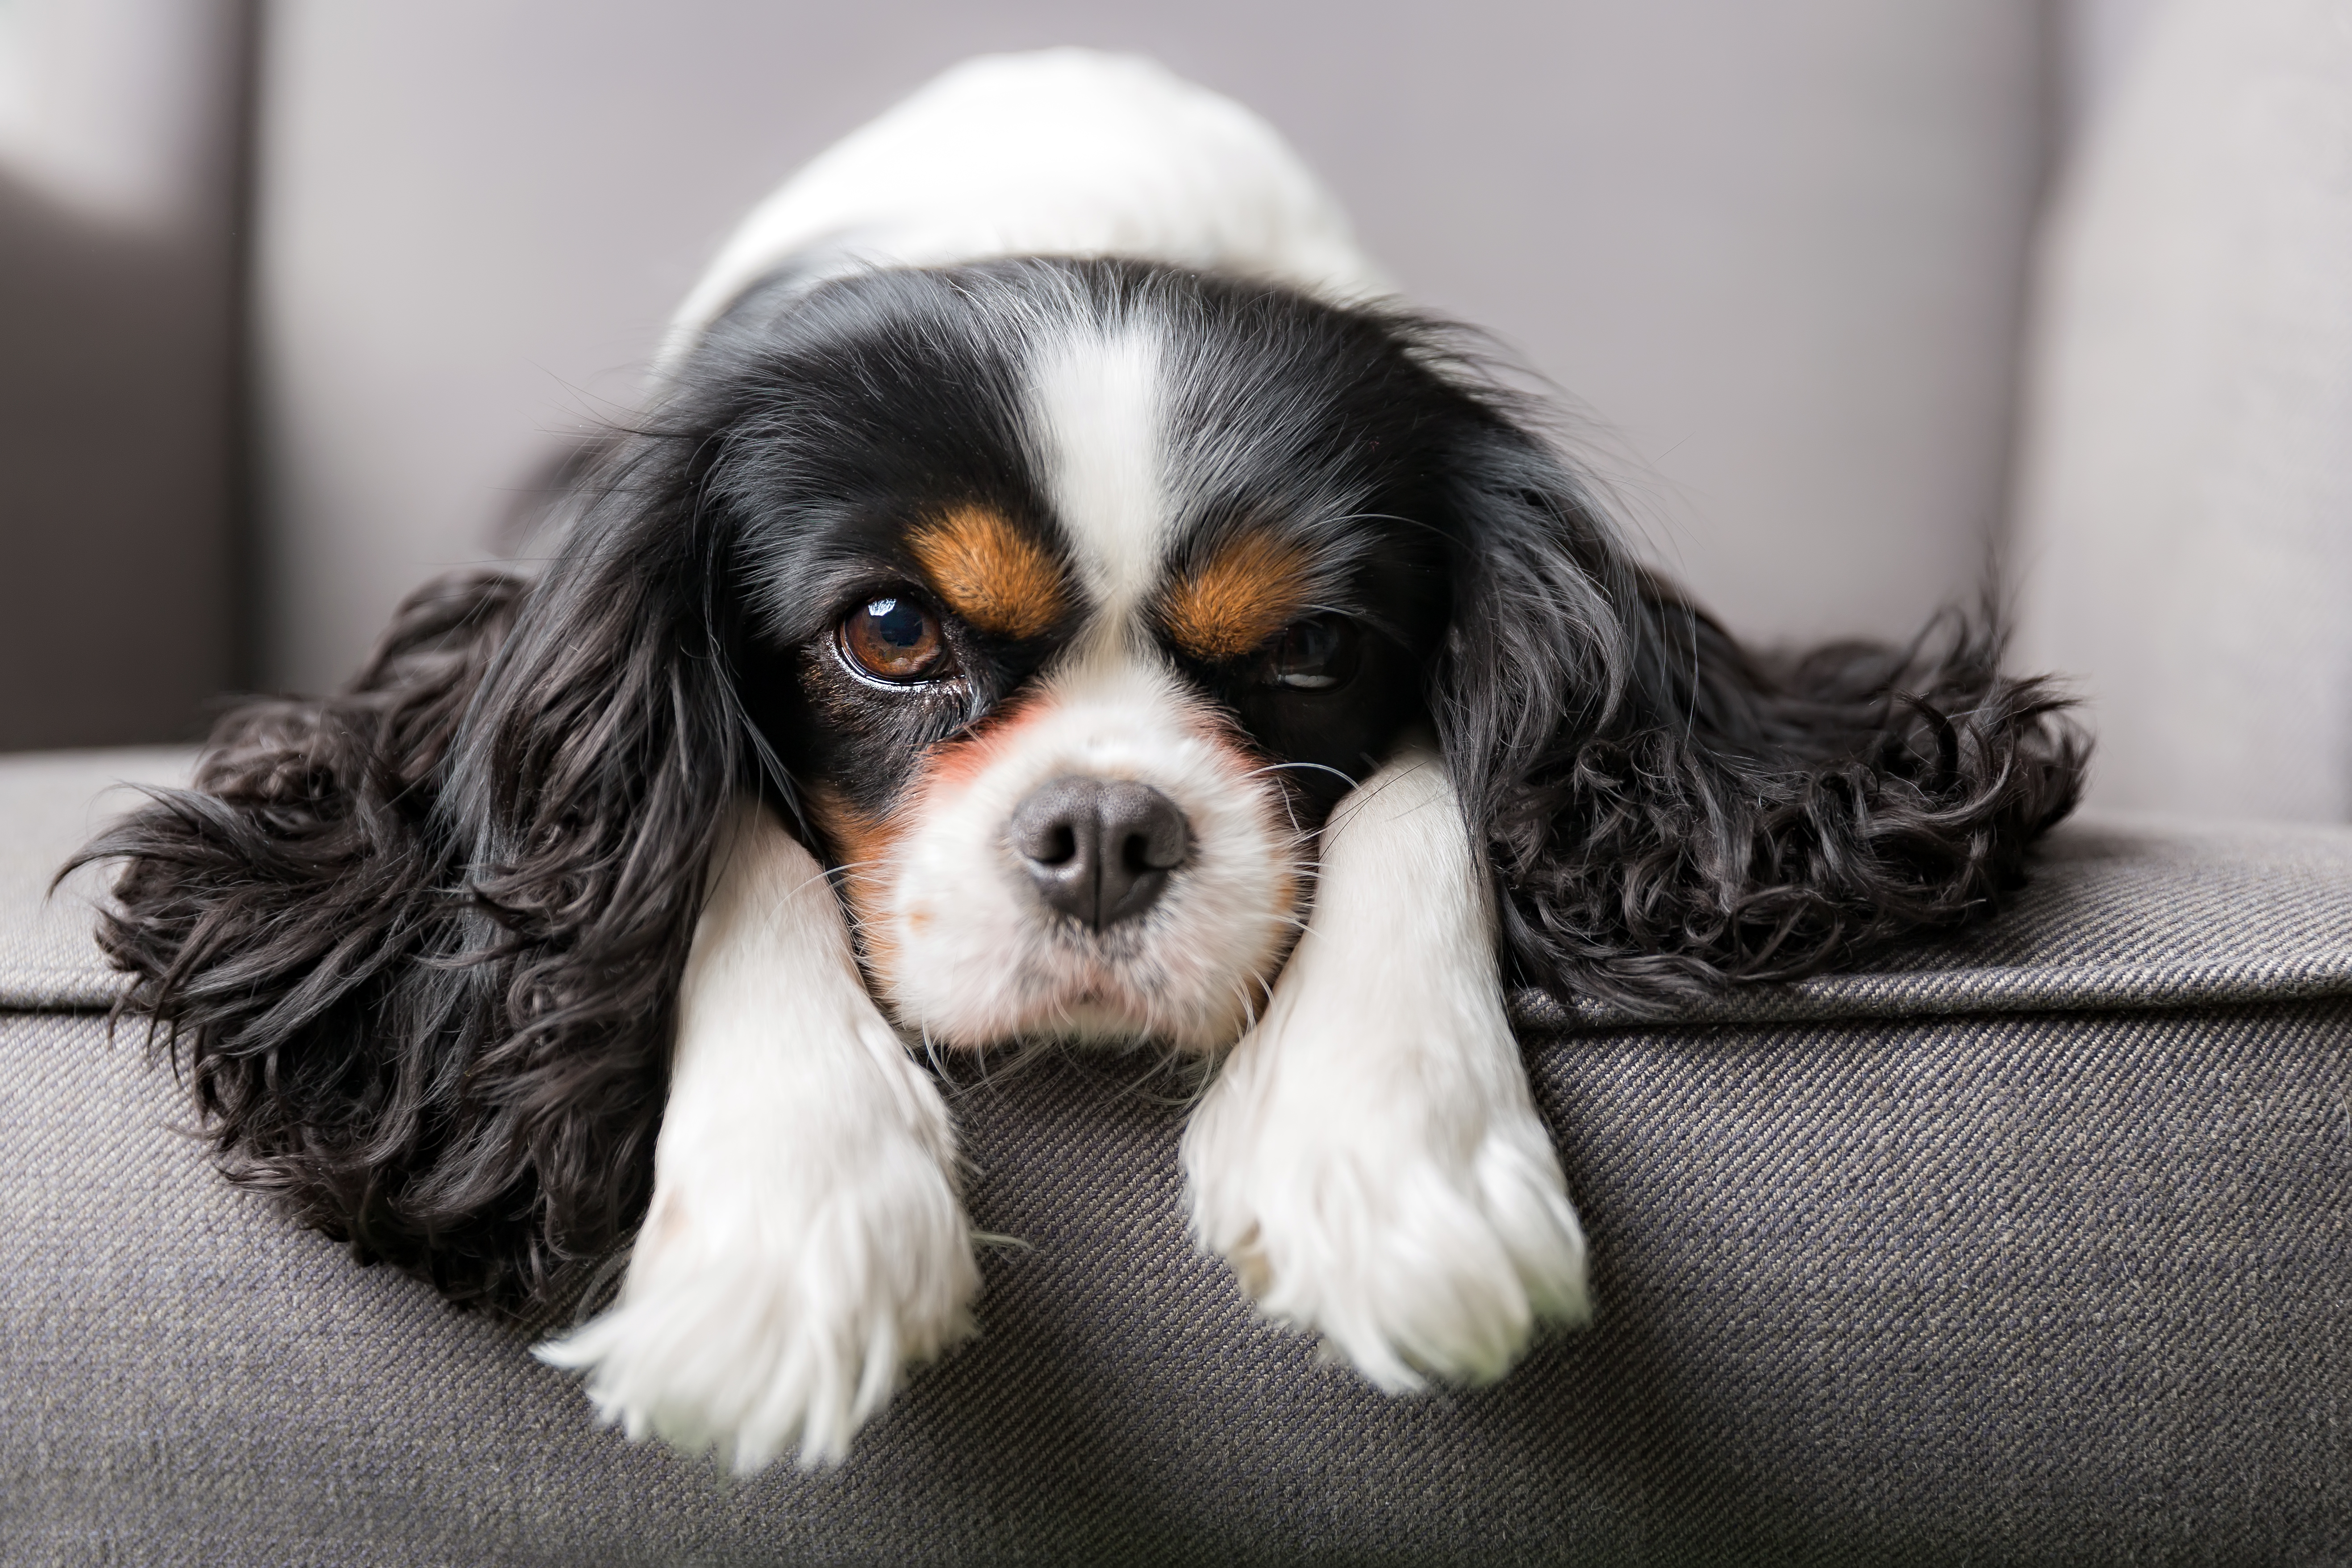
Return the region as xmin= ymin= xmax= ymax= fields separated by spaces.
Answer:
xmin=1257 ymin=614 xmax=1361 ymax=692
xmin=838 ymin=596 xmax=955 ymax=684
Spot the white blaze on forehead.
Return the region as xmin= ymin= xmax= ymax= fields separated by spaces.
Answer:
xmin=1024 ymin=321 xmax=1174 ymax=633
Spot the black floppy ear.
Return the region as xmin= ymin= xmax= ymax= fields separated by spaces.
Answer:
xmin=79 ymin=438 xmax=750 ymax=1315
xmin=1432 ymin=423 xmax=2087 ymax=1014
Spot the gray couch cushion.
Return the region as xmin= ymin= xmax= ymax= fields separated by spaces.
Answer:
xmin=0 ymin=747 xmax=189 ymax=1009
xmin=6 ymin=748 xmax=2352 ymax=1564
xmin=1518 ymin=809 xmax=2352 ymax=1030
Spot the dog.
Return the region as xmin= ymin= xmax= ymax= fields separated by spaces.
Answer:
xmin=82 ymin=51 xmax=2084 ymax=1472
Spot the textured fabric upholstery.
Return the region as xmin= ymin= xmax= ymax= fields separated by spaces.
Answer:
xmin=6 ymin=749 xmax=2352 ymax=1564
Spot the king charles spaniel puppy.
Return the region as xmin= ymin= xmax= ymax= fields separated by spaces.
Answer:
xmin=83 ymin=51 xmax=2082 ymax=1471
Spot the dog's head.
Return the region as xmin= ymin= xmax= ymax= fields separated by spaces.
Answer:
xmin=687 ymin=259 xmax=1504 ymax=1051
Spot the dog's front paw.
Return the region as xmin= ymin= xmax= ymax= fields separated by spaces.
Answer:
xmin=538 ymin=800 xmax=980 ymax=1471
xmin=1180 ymin=746 xmax=1587 ymax=1391
xmin=537 ymin=1115 xmax=978 ymax=1472
xmin=1184 ymin=1031 xmax=1588 ymax=1390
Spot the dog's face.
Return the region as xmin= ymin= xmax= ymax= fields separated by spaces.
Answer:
xmin=691 ymin=261 xmax=1459 ymax=1051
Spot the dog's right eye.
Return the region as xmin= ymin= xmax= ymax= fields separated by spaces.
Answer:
xmin=838 ymin=596 xmax=955 ymax=685
xmin=1255 ymin=613 xmax=1361 ymax=692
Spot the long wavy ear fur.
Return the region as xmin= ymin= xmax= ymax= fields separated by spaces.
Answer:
xmin=75 ymin=444 xmax=746 ymax=1316
xmin=1435 ymin=420 xmax=2089 ymax=1014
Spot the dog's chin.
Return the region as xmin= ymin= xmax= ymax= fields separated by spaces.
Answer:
xmin=897 ymin=985 xmax=1261 ymax=1057
xmin=874 ymin=855 xmax=1302 ymax=1055
xmin=990 ymin=997 xmax=1218 ymax=1052
xmin=888 ymin=935 xmax=1276 ymax=1057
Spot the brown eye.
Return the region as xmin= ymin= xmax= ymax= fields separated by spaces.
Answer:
xmin=1257 ymin=614 xmax=1360 ymax=691
xmin=838 ymin=595 xmax=953 ymax=684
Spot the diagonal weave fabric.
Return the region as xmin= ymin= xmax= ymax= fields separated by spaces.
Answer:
xmin=1514 ymin=814 xmax=2352 ymax=1030
xmin=5 ymin=749 xmax=2352 ymax=1564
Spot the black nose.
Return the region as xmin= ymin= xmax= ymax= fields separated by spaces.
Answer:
xmin=1008 ymin=776 xmax=1190 ymax=930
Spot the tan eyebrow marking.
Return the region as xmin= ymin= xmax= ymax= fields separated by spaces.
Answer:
xmin=907 ymin=505 xmax=1067 ymax=640
xmin=1159 ymin=533 xmax=1314 ymax=661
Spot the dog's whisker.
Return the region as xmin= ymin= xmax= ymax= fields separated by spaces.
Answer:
xmin=1242 ymin=760 xmax=1362 ymax=791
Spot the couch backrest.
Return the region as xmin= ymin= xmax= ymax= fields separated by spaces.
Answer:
xmin=2013 ymin=0 xmax=2352 ymax=822
xmin=249 ymin=1 xmax=2052 ymax=694
xmin=0 ymin=0 xmax=248 ymax=751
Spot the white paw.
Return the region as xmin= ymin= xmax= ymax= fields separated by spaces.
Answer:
xmin=536 ymin=1118 xmax=977 ymax=1472
xmin=536 ymin=800 xmax=980 ymax=1472
xmin=1183 ymin=1035 xmax=1588 ymax=1391
xmin=1180 ymin=746 xmax=1588 ymax=1391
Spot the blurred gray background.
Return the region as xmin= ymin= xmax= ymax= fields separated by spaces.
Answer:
xmin=23 ymin=0 xmax=2349 ymax=824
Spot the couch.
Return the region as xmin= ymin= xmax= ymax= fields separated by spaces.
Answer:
xmin=10 ymin=3 xmax=2352 ymax=1562
xmin=9 ymin=746 xmax=2352 ymax=1564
